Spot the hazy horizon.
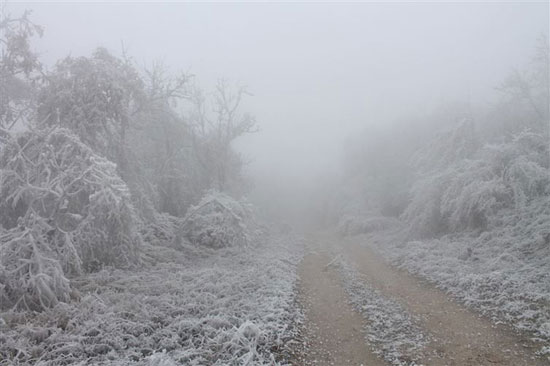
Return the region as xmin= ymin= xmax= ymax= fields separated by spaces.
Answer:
xmin=5 ymin=1 xmax=548 ymax=217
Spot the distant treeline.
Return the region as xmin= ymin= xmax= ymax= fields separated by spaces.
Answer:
xmin=332 ymin=35 xmax=549 ymax=239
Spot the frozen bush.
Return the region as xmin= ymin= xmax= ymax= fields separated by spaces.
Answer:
xmin=439 ymin=159 xmax=510 ymax=232
xmin=403 ymin=129 xmax=549 ymax=237
xmin=496 ymin=131 xmax=550 ymax=207
xmin=140 ymin=213 xmax=180 ymax=247
xmin=177 ymin=191 xmax=251 ymax=249
xmin=0 ymin=223 xmax=71 ymax=311
xmin=401 ymin=171 xmax=449 ymax=237
xmin=0 ymin=128 xmax=142 ymax=309
xmin=412 ymin=119 xmax=479 ymax=174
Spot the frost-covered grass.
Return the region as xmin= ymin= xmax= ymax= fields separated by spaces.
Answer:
xmin=335 ymin=257 xmax=428 ymax=366
xmin=0 ymin=232 xmax=303 ymax=365
xmin=364 ymin=198 xmax=550 ymax=355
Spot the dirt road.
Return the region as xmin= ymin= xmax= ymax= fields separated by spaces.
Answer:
xmin=295 ymin=233 xmax=549 ymax=366
xmin=295 ymin=250 xmax=386 ymax=366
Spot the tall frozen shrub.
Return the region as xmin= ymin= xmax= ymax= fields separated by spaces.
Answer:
xmin=0 ymin=127 xmax=142 ymax=310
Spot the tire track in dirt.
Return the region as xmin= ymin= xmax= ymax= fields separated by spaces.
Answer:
xmin=294 ymin=245 xmax=387 ymax=366
xmin=340 ymin=235 xmax=549 ymax=366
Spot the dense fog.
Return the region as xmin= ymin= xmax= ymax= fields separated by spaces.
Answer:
xmin=1 ymin=2 xmax=549 ymax=365
xmin=6 ymin=2 xmax=547 ymax=221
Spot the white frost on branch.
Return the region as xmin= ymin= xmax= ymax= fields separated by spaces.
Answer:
xmin=177 ymin=191 xmax=253 ymax=249
xmin=0 ymin=127 xmax=142 ymax=310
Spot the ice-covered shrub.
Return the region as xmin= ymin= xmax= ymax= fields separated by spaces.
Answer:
xmin=0 ymin=128 xmax=141 ymax=309
xmin=497 ymin=131 xmax=550 ymax=207
xmin=412 ymin=118 xmax=479 ymax=174
xmin=401 ymin=171 xmax=449 ymax=237
xmin=178 ymin=191 xmax=251 ymax=249
xmin=439 ymin=159 xmax=510 ymax=232
xmin=140 ymin=212 xmax=180 ymax=247
xmin=0 ymin=223 xmax=72 ymax=311
xmin=403 ymin=129 xmax=549 ymax=237
xmin=403 ymin=163 xmax=502 ymax=238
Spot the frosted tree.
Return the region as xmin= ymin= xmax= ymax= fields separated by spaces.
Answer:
xmin=128 ymin=62 xmax=200 ymax=216
xmin=188 ymin=79 xmax=256 ymax=193
xmin=37 ymin=48 xmax=146 ymax=175
xmin=0 ymin=9 xmax=43 ymax=140
xmin=497 ymin=34 xmax=549 ymax=134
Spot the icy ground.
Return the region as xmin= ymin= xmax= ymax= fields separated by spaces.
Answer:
xmin=335 ymin=257 xmax=428 ymax=366
xmin=0 ymin=232 xmax=304 ymax=365
xmin=361 ymin=199 xmax=550 ymax=356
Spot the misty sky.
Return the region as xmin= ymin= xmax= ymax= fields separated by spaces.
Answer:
xmin=5 ymin=1 xmax=549 ymax=204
